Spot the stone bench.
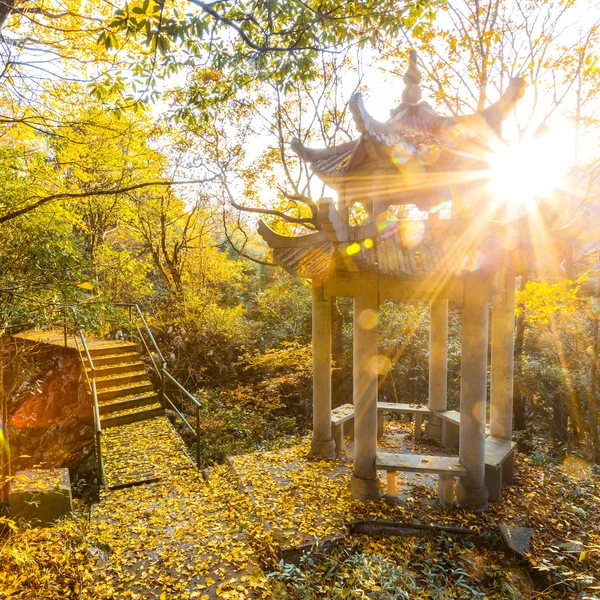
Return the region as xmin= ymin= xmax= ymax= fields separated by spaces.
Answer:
xmin=331 ymin=402 xmax=432 ymax=451
xmin=331 ymin=403 xmax=355 ymax=451
xmin=484 ymin=437 xmax=516 ymax=501
xmin=437 ymin=410 xmax=460 ymax=448
xmin=9 ymin=468 xmax=73 ymax=527
xmin=438 ymin=410 xmax=491 ymax=449
xmin=377 ymin=402 xmax=431 ymax=440
xmin=376 ymin=451 xmax=466 ymax=509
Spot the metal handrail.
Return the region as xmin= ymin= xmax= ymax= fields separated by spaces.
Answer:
xmin=135 ymin=324 xmax=161 ymax=378
xmin=64 ymin=309 xmax=105 ymax=488
xmin=161 ymin=369 xmax=202 ymax=467
xmin=113 ymin=303 xmax=203 ymax=469
xmin=114 ymin=303 xmax=166 ymax=364
xmin=162 ymin=369 xmax=201 ymax=408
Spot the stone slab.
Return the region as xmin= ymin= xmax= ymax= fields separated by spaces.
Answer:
xmin=485 ymin=437 xmax=516 ymax=470
xmin=499 ymin=524 xmax=534 ymax=556
xmin=437 ymin=410 xmax=461 ymax=425
xmin=9 ymin=468 xmax=73 ymax=527
xmin=330 ymin=403 xmax=355 ymax=425
xmin=378 ymin=402 xmax=431 ymax=415
xmin=376 ymin=451 xmax=466 ymax=476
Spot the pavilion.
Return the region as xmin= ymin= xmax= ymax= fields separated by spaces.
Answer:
xmin=258 ymin=51 xmax=584 ymax=508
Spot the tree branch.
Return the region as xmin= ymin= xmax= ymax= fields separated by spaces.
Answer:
xmin=0 ymin=179 xmax=206 ymax=224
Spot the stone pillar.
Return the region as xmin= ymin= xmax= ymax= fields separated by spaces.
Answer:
xmin=455 ymin=278 xmax=490 ymax=507
xmin=425 ymin=299 xmax=448 ymax=441
xmin=490 ymin=276 xmax=516 ymax=440
xmin=350 ymin=283 xmax=381 ymax=500
xmin=310 ymin=285 xmax=336 ymax=459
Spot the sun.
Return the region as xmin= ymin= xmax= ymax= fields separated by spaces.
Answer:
xmin=488 ymin=132 xmax=568 ymax=215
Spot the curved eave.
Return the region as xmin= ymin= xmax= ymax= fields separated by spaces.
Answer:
xmin=290 ymin=137 xmax=360 ymax=164
xmin=257 ymin=219 xmax=327 ymax=249
xmin=550 ymin=210 xmax=590 ymax=242
xmin=459 ymin=78 xmax=526 ymax=133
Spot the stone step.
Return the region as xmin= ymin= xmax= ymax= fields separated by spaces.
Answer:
xmin=95 ymin=371 xmax=149 ymax=390
xmin=87 ymin=343 xmax=137 ymax=357
xmin=85 ymin=352 xmax=140 ymax=367
xmin=100 ymin=403 xmax=164 ymax=429
xmin=98 ymin=392 xmax=159 ymax=415
xmin=89 ymin=362 xmax=146 ymax=377
xmin=97 ymin=381 xmax=154 ymax=402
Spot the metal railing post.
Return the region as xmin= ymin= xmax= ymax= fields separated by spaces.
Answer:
xmin=71 ymin=313 xmax=105 ymax=489
xmin=91 ymin=377 xmax=104 ymax=486
xmin=196 ymin=404 xmax=201 ymax=468
xmin=160 ymin=365 xmax=166 ymax=409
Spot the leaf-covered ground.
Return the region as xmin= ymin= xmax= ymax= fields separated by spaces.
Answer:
xmin=1 ymin=418 xmax=599 ymax=599
xmin=101 ymin=417 xmax=194 ymax=489
xmin=229 ymin=422 xmax=600 ymax=598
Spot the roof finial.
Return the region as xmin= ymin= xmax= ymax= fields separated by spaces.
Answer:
xmin=402 ymin=49 xmax=422 ymax=105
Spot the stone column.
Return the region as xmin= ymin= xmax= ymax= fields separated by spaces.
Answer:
xmin=425 ymin=299 xmax=448 ymax=441
xmin=310 ymin=284 xmax=335 ymax=459
xmin=350 ymin=283 xmax=381 ymax=500
xmin=455 ymin=278 xmax=490 ymax=507
xmin=490 ymin=275 xmax=516 ymax=440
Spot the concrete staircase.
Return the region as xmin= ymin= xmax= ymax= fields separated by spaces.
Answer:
xmin=84 ymin=343 xmax=164 ymax=429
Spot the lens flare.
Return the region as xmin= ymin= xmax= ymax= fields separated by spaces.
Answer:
xmin=462 ymin=250 xmax=484 ymax=272
xmin=377 ymin=354 xmax=392 ymax=376
xmin=446 ymin=122 xmax=475 ymax=146
xmin=489 ymin=136 xmax=567 ymax=212
xmin=391 ymin=141 xmax=415 ymax=166
xmin=430 ymin=200 xmax=451 ymax=214
xmin=376 ymin=212 xmax=401 ymax=239
xmin=346 ymin=242 xmax=361 ymax=256
xmin=401 ymin=220 xmax=425 ymax=247
xmin=358 ymin=309 xmax=378 ymax=330
xmin=418 ymin=144 xmax=440 ymax=166
xmin=561 ymin=456 xmax=591 ymax=481
xmin=363 ymin=238 xmax=374 ymax=249
xmin=0 ymin=423 xmax=8 ymax=452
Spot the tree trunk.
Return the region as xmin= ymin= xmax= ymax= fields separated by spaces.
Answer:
xmin=554 ymin=399 xmax=569 ymax=445
xmin=560 ymin=243 xmax=580 ymax=443
xmin=331 ymin=297 xmax=345 ymax=408
xmin=513 ymin=276 xmax=528 ymax=431
xmin=0 ymin=343 xmax=10 ymax=503
xmin=589 ymin=260 xmax=600 ymax=461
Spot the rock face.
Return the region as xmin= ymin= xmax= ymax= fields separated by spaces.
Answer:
xmin=4 ymin=339 xmax=95 ymax=478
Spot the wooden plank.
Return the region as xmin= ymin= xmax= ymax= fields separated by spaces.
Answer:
xmin=331 ymin=403 xmax=355 ymax=425
xmin=378 ymin=402 xmax=431 ymax=415
xmin=485 ymin=437 xmax=516 ymax=469
xmin=437 ymin=410 xmax=460 ymax=425
xmin=376 ymin=451 xmax=466 ymax=476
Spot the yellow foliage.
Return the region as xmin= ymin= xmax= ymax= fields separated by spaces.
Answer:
xmin=516 ymin=277 xmax=586 ymax=325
